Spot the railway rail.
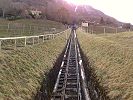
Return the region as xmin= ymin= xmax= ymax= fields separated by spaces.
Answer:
xmin=51 ymin=30 xmax=91 ymax=100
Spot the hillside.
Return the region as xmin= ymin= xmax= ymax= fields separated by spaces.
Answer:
xmin=0 ymin=0 xmax=124 ymax=27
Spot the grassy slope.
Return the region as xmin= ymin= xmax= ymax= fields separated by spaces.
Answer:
xmin=77 ymin=29 xmax=133 ymax=100
xmin=0 ymin=19 xmax=65 ymax=37
xmin=0 ymin=30 xmax=70 ymax=100
xmin=97 ymin=32 xmax=133 ymax=48
xmin=0 ymin=19 xmax=64 ymax=27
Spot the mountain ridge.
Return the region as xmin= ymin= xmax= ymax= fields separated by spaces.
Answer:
xmin=2 ymin=0 xmax=128 ymax=27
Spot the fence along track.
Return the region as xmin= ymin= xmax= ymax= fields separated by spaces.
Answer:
xmin=51 ymin=30 xmax=90 ymax=100
xmin=82 ymin=25 xmax=128 ymax=34
xmin=0 ymin=29 xmax=69 ymax=51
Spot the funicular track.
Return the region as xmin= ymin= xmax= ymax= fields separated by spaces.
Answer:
xmin=51 ymin=31 xmax=91 ymax=100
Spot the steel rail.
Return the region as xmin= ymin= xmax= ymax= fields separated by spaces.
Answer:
xmin=51 ymin=30 xmax=91 ymax=100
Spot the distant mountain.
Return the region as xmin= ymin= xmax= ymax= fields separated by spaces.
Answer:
xmin=11 ymin=0 xmax=124 ymax=27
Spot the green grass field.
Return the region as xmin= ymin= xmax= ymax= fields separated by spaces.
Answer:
xmin=77 ymin=29 xmax=133 ymax=100
xmin=97 ymin=32 xmax=133 ymax=48
xmin=0 ymin=18 xmax=68 ymax=99
xmin=0 ymin=28 xmax=70 ymax=100
xmin=0 ymin=19 xmax=65 ymax=37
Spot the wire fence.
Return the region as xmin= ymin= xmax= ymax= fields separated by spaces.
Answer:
xmin=82 ymin=25 xmax=131 ymax=34
xmin=0 ymin=23 xmax=65 ymax=37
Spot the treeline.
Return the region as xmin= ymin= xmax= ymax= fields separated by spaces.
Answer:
xmin=0 ymin=0 xmax=48 ymax=20
xmin=0 ymin=0 xmax=28 ymax=19
xmin=0 ymin=0 xmax=131 ymax=28
xmin=0 ymin=0 xmax=78 ymax=24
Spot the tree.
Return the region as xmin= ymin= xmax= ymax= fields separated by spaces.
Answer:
xmin=123 ymin=23 xmax=131 ymax=30
xmin=57 ymin=7 xmax=70 ymax=24
xmin=11 ymin=2 xmax=28 ymax=17
xmin=106 ymin=18 xmax=113 ymax=25
xmin=100 ymin=17 xmax=105 ymax=25
xmin=0 ymin=0 xmax=12 ymax=18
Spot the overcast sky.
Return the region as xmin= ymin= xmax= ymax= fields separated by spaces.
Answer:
xmin=65 ymin=0 xmax=133 ymax=24
xmin=89 ymin=0 xmax=133 ymax=24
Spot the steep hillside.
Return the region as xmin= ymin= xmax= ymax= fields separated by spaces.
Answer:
xmin=9 ymin=0 xmax=123 ymax=26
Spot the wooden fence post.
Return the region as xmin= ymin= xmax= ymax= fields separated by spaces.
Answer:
xmin=0 ymin=40 xmax=1 ymax=51
xmin=29 ymin=25 xmax=32 ymax=34
xmin=37 ymin=26 xmax=39 ymax=33
xmin=23 ymin=25 xmax=25 ymax=34
xmin=43 ymin=35 xmax=44 ymax=42
xmin=44 ymin=35 xmax=46 ymax=40
xmin=38 ymin=37 xmax=39 ymax=44
xmin=92 ymin=27 xmax=94 ymax=34
xmin=48 ymin=35 xmax=50 ymax=39
xmin=104 ymin=27 xmax=106 ymax=34
xmin=88 ymin=27 xmax=89 ymax=33
xmin=33 ymin=37 xmax=35 ymax=45
xmin=46 ymin=35 xmax=47 ymax=39
xmin=25 ymin=38 xmax=27 ymax=47
xmin=116 ymin=28 xmax=118 ymax=33
xmin=7 ymin=23 xmax=10 ymax=33
xmin=14 ymin=39 xmax=17 ymax=50
xmin=52 ymin=35 xmax=53 ymax=39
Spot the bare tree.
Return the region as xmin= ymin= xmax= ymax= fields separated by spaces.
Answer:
xmin=100 ymin=17 xmax=105 ymax=25
xmin=123 ymin=23 xmax=131 ymax=30
xmin=57 ymin=7 xmax=70 ymax=23
xmin=0 ymin=0 xmax=12 ymax=18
